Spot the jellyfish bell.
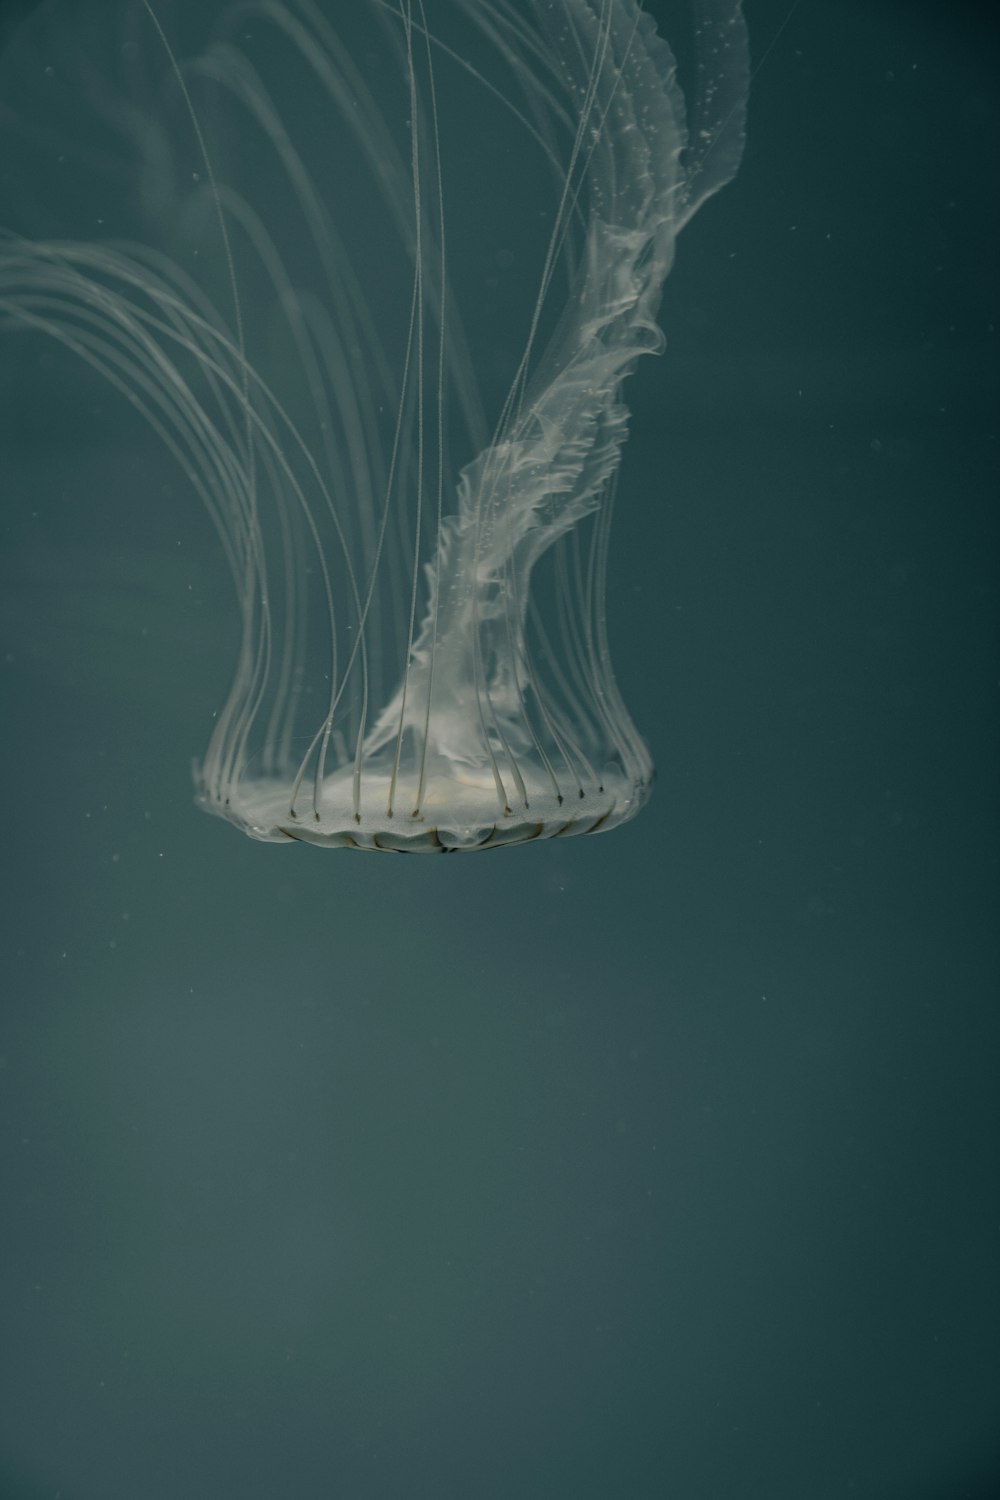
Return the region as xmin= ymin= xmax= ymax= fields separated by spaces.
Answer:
xmin=0 ymin=0 xmax=748 ymax=852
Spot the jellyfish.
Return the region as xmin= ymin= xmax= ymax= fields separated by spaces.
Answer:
xmin=0 ymin=0 xmax=747 ymax=851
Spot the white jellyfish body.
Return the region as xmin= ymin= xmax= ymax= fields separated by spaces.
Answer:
xmin=0 ymin=0 xmax=748 ymax=851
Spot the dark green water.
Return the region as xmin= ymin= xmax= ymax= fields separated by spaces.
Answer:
xmin=0 ymin=2 xmax=996 ymax=1496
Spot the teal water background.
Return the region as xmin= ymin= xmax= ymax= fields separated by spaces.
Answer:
xmin=0 ymin=2 xmax=997 ymax=1496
